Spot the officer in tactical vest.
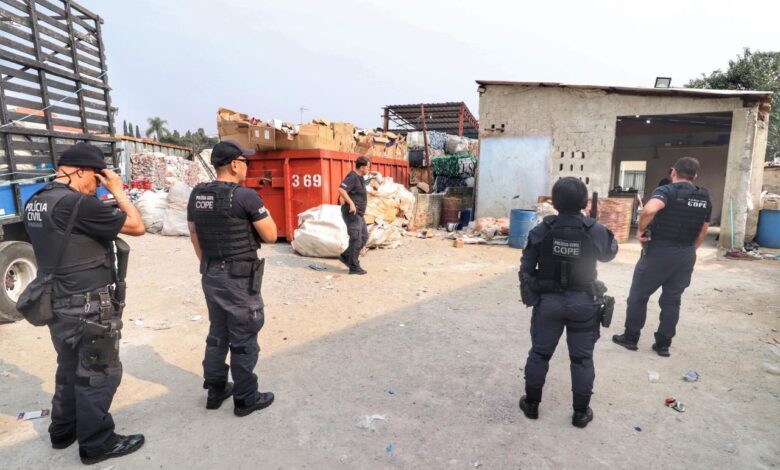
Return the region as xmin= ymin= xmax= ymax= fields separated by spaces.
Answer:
xmin=23 ymin=143 xmax=146 ymax=465
xmin=518 ymin=177 xmax=618 ymax=428
xmin=613 ymin=157 xmax=711 ymax=357
xmin=187 ymin=141 xmax=277 ymax=417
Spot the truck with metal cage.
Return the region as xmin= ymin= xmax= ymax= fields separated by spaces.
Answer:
xmin=0 ymin=0 xmax=117 ymax=320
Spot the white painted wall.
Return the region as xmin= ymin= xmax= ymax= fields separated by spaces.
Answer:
xmin=477 ymin=136 xmax=551 ymax=217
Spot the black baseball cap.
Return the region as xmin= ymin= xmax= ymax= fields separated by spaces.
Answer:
xmin=211 ymin=140 xmax=253 ymax=167
xmin=57 ymin=142 xmax=107 ymax=170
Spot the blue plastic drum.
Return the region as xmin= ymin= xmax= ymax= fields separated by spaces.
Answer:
xmin=508 ymin=209 xmax=536 ymax=249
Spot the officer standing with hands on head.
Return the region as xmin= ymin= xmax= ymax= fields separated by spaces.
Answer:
xmin=23 ymin=142 xmax=146 ymax=465
xmin=187 ymin=140 xmax=277 ymax=417
xmin=337 ymin=156 xmax=371 ymax=275
xmin=518 ymin=177 xmax=617 ymax=428
xmin=613 ymin=157 xmax=711 ymax=357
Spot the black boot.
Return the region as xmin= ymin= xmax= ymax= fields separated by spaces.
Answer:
xmin=206 ymin=382 xmax=234 ymax=410
xmin=652 ymin=333 xmax=671 ymax=357
xmin=51 ymin=433 xmax=77 ymax=450
xmin=572 ymin=408 xmax=594 ymax=428
xmin=234 ymin=392 xmax=275 ymax=417
xmin=519 ymin=396 xmax=539 ymax=419
xmin=612 ymin=330 xmax=640 ymax=351
xmin=80 ymin=434 xmax=145 ymax=465
xmin=572 ymin=393 xmax=593 ymax=428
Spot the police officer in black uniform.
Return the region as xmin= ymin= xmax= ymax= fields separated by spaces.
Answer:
xmin=613 ymin=157 xmax=711 ymax=357
xmin=23 ymin=143 xmax=146 ymax=464
xmin=187 ymin=141 xmax=277 ymax=417
xmin=337 ymin=156 xmax=370 ymax=275
xmin=518 ymin=177 xmax=618 ymax=428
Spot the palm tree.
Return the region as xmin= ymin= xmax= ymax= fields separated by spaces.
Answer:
xmin=146 ymin=117 xmax=169 ymax=141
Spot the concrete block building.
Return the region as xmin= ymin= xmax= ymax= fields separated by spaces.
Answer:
xmin=475 ymin=81 xmax=772 ymax=248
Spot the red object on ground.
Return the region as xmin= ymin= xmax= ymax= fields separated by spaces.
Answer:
xmin=244 ymin=149 xmax=409 ymax=240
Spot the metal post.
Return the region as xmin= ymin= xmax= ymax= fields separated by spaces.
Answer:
xmin=383 ymin=107 xmax=389 ymax=133
xmin=421 ymin=104 xmax=431 ymax=186
xmin=458 ymin=103 xmax=464 ymax=137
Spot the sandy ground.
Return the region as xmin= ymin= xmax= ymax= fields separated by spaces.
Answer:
xmin=0 ymin=231 xmax=778 ymax=469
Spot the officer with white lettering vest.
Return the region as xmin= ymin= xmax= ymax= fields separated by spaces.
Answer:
xmin=23 ymin=143 xmax=146 ymax=465
xmin=187 ymin=141 xmax=278 ymax=417
xmin=613 ymin=157 xmax=711 ymax=357
xmin=518 ymin=177 xmax=617 ymax=428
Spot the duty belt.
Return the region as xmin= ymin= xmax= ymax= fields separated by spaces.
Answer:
xmin=54 ymin=286 xmax=113 ymax=312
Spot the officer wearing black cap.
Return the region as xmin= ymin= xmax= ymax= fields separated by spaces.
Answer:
xmin=518 ymin=177 xmax=617 ymax=428
xmin=22 ymin=142 xmax=146 ymax=464
xmin=613 ymin=157 xmax=711 ymax=357
xmin=187 ymin=140 xmax=277 ymax=417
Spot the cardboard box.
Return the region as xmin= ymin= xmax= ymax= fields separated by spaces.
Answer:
xmin=332 ymin=122 xmax=356 ymax=153
xmin=220 ymin=131 xmax=252 ymax=150
xmin=274 ymin=129 xmax=296 ymax=150
xmin=295 ymin=123 xmax=337 ymax=150
xmin=248 ymin=125 xmax=275 ymax=150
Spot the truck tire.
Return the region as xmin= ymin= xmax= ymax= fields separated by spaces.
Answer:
xmin=0 ymin=242 xmax=37 ymax=322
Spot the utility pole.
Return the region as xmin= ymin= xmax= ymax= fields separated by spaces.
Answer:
xmin=299 ymin=106 xmax=310 ymax=125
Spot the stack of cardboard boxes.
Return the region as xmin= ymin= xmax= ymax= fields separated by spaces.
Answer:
xmin=217 ymin=108 xmax=276 ymax=151
xmin=217 ymin=108 xmax=408 ymax=160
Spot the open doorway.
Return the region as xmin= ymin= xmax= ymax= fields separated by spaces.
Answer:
xmin=611 ymin=112 xmax=732 ymax=226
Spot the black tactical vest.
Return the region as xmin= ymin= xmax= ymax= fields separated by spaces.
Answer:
xmin=23 ymin=184 xmax=111 ymax=274
xmin=650 ymin=183 xmax=710 ymax=245
xmin=535 ymin=215 xmax=598 ymax=292
xmin=191 ymin=181 xmax=260 ymax=259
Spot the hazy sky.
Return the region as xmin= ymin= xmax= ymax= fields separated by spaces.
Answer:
xmin=76 ymin=0 xmax=779 ymax=136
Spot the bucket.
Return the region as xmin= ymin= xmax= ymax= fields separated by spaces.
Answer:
xmin=458 ymin=207 xmax=473 ymax=229
xmin=756 ymin=209 xmax=780 ymax=248
xmin=508 ymin=209 xmax=536 ymax=249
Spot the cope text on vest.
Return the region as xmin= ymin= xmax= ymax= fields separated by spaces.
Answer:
xmin=687 ymin=198 xmax=707 ymax=209
xmin=552 ymin=238 xmax=581 ymax=258
xmin=25 ymin=200 xmax=48 ymax=222
xmin=195 ymin=193 xmax=215 ymax=210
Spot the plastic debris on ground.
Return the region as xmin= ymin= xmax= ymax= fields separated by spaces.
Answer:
xmin=355 ymin=414 xmax=386 ymax=432
xmin=366 ymin=220 xmax=404 ymax=249
xmin=18 ymin=409 xmax=49 ymax=421
xmin=648 ymin=371 xmax=660 ymax=382
xmin=665 ymin=397 xmax=686 ymax=412
xmin=291 ymin=205 xmax=349 ymax=258
xmin=308 ymin=264 xmax=328 ymax=271
xmin=682 ymin=371 xmax=701 ymax=382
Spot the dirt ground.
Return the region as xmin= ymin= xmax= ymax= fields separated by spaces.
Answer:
xmin=0 ymin=231 xmax=778 ymax=469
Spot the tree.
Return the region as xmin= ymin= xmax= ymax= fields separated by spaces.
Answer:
xmin=135 ymin=125 xmax=141 ymax=139
xmin=122 ymin=120 xmax=128 ymax=135
xmin=686 ymin=48 xmax=780 ymax=160
xmin=146 ymin=117 xmax=169 ymax=141
xmin=127 ymin=121 xmax=133 ymax=137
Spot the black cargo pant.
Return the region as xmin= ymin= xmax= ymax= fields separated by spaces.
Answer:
xmin=624 ymin=245 xmax=696 ymax=345
xmin=341 ymin=205 xmax=368 ymax=270
xmin=48 ymin=300 xmax=122 ymax=457
xmin=201 ymin=261 xmax=265 ymax=407
xmin=524 ymin=291 xmax=600 ymax=410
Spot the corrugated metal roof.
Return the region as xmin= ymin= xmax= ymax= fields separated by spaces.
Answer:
xmin=475 ymin=80 xmax=773 ymax=100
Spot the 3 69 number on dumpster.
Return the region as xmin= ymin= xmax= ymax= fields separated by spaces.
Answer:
xmin=291 ymin=174 xmax=322 ymax=188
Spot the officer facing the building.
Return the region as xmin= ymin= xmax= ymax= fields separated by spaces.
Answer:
xmin=23 ymin=142 xmax=146 ymax=465
xmin=613 ymin=157 xmax=711 ymax=357
xmin=337 ymin=156 xmax=370 ymax=275
xmin=518 ymin=177 xmax=618 ymax=428
xmin=187 ymin=141 xmax=277 ymax=417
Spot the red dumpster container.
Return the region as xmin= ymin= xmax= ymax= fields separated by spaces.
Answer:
xmin=244 ymin=149 xmax=410 ymax=240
